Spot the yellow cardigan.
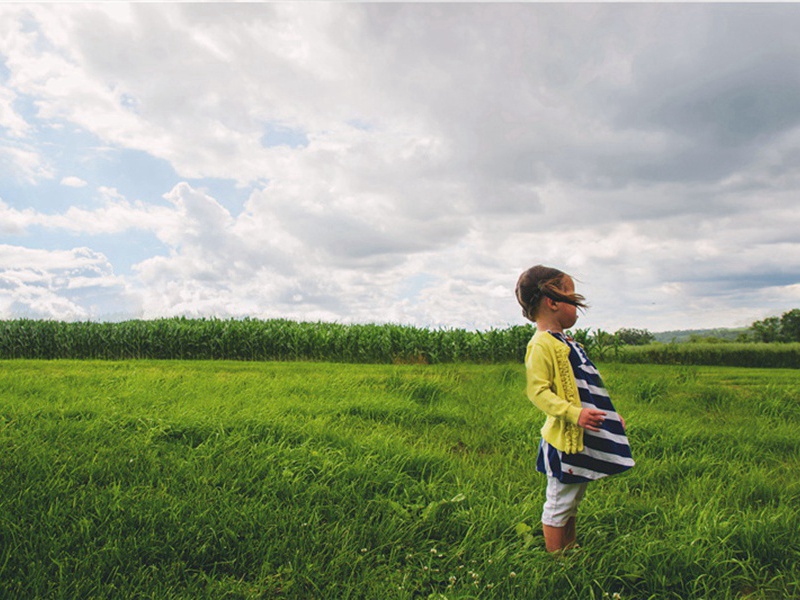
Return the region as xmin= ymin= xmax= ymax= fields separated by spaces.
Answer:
xmin=524 ymin=330 xmax=584 ymax=454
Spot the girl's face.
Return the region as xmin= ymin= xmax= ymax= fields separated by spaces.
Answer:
xmin=555 ymin=276 xmax=579 ymax=330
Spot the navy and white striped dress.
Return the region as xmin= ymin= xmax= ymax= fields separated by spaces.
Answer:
xmin=536 ymin=332 xmax=634 ymax=484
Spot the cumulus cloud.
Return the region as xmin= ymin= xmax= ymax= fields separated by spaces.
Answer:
xmin=60 ymin=176 xmax=87 ymax=187
xmin=0 ymin=195 xmax=174 ymax=236
xmin=0 ymin=245 xmax=139 ymax=320
xmin=0 ymin=86 xmax=29 ymax=138
xmin=0 ymin=143 xmax=54 ymax=184
xmin=1 ymin=4 xmax=800 ymax=330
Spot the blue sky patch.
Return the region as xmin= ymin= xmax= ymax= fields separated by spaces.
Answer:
xmin=399 ymin=272 xmax=438 ymax=301
xmin=346 ymin=118 xmax=374 ymax=132
xmin=260 ymin=123 xmax=309 ymax=149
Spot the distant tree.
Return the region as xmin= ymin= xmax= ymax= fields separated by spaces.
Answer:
xmin=750 ymin=316 xmax=782 ymax=342
xmin=750 ymin=309 xmax=800 ymax=343
xmin=614 ymin=327 xmax=655 ymax=346
xmin=780 ymin=308 xmax=800 ymax=342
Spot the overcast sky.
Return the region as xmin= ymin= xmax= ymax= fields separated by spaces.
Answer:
xmin=2 ymin=3 xmax=800 ymax=333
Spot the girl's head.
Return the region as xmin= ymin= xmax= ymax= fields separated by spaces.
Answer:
xmin=515 ymin=265 xmax=588 ymax=323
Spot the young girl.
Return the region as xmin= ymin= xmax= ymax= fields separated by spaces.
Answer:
xmin=515 ymin=265 xmax=634 ymax=553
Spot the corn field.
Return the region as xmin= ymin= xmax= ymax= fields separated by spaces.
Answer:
xmin=2 ymin=318 xmax=799 ymax=367
xmin=613 ymin=340 xmax=800 ymax=369
xmin=0 ymin=318 xmax=535 ymax=364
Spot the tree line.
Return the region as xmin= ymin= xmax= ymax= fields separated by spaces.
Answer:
xmin=749 ymin=308 xmax=800 ymax=343
xmin=606 ymin=307 xmax=800 ymax=347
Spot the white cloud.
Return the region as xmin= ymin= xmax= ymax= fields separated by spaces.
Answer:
xmin=0 ymin=245 xmax=139 ymax=320
xmin=0 ymin=85 xmax=29 ymax=138
xmin=60 ymin=175 xmax=87 ymax=187
xmin=0 ymin=200 xmax=36 ymax=234
xmin=1 ymin=4 xmax=800 ymax=331
xmin=0 ymin=144 xmax=53 ymax=184
xmin=0 ymin=195 xmax=175 ymax=237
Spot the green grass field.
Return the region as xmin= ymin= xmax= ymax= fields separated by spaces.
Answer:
xmin=1 ymin=360 xmax=798 ymax=599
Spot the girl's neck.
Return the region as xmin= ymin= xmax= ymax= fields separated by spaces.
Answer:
xmin=535 ymin=316 xmax=563 ymax=334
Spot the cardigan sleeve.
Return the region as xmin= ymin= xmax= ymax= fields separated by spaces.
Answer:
xmin=525 ymin=340 xmax=583 ymax=425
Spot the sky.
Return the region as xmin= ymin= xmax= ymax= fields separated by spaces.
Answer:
xmin=2 ymin=2 xmax=800 ymax=333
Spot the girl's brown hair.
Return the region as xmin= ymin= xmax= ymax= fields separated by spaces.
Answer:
xmin=515 ymin=265 xmax=588 ymax=322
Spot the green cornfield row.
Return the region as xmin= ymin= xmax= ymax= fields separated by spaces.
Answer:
xmin=614 ymin=341 xmax=800 ymax=369
xmin=0 ymin=318 xmax=535 ymax=364
xmin=3 ymin=318 xmax=800 ymax=367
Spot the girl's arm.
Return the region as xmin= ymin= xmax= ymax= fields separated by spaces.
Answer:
xmin=526 ymin=342 xmax=607 ymax=431
xmin=525 ymin=347 xmax=583 ymax=425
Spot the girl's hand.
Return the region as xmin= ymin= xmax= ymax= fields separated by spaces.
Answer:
xmin=620 ymin=415 xmax=626 ymax=430
xmin=578 ymin=408 xmax=606 ymax=432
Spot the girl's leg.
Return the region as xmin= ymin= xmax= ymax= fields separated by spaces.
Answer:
xmin=542 ymin=479 xmax=587 ymax=552
xmin=542 ymin=523 xmax=570 ymax=552
xmin=542 ymin=518 xmax=577 ymax=552
xmin=563 ymin=516 xmax=577 ymax=549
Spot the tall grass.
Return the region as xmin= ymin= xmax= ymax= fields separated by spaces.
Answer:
xmin=0 ymin=318 xmax=534 ymax=364
xmin=1 ymin=360 xmax=798 ymax=598
xmin=616 ymin=342 xmax=800 ymax=369
xmin=4 ymin=318 xmax=800 ymax=368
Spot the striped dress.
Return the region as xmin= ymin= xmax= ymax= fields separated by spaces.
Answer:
xmin=536 ymin=332 xmax=635 ymax=484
